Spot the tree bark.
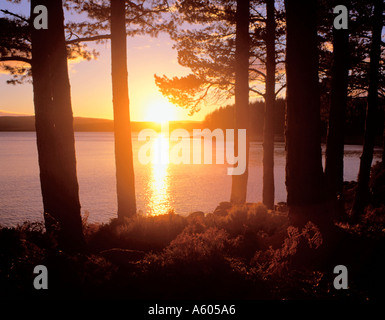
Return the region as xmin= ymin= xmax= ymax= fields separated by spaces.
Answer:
xmin=325 ymin=0 xmax=350 ymax=200
xmin=31 ymin=0 xmax=84 ymax=249
xmin=262 ymin=0 xmax=276 ymax=210
xmin=110 ymin=0 xmax=137 ymax=219
xmin=230 ymin=0 xmax=250 ymax=204
xmin=352 ymin=0 xmax=383 ymax=218
xmin=284 ymin=0 xmax=326 ymax=227
xmin=382 ymin=111 xmax=385 ymax=165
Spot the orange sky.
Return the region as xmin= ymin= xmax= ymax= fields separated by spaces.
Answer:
xmin=0 ymin=32 xmax=222 ymax=121
xmin=0 ymin=0 xmax=228 ymax=122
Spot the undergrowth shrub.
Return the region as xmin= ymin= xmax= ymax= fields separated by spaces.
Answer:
xmin=83 ymin=204 xmax=290 ymax=271
xmin=201 ymin=203 xmax=289 ymax=258
xmin=204 ymin=203 xmax=287 ymax=236
xmin=251 ymin=221 xmax=323 ymax=278
xmin=86 ymin=211 xmax=188 ymax=252
xmin=142 ymin=227 xmax=236 ymax=276
xmin=226 ymin=203 xmax=287 ymax=239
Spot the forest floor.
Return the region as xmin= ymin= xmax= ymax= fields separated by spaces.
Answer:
xmin=1 ymin=162 xmax=385 ymax=301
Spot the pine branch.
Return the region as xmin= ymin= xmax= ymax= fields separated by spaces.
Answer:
xmin=249 ymin=67 xmax=266 ymax=79
xmin=0 ymin=56 xmax=31 ymax=64
xmin=65 ymin=34 xmax=111 ymax=44
xmin=275 ymin=83 xmax=286 ymax=97
xmin=249 ymin=86 xmax=265 ymax=97
xmin=0 ymin=9 xmax=29 ymax=23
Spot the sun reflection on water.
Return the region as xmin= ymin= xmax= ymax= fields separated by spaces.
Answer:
xmin=147 ymin=134 xmax=172 ymax=215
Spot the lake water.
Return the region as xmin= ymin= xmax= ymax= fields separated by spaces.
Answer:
xmin=0 ymin=131 xmax=382 ymax=227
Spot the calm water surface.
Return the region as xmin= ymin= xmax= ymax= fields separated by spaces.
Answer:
xmin=0 ymin=131 xmax=381 ymax=226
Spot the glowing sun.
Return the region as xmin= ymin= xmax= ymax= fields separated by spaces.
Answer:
xmin=145 ymin=99 xmax=177 ymax=122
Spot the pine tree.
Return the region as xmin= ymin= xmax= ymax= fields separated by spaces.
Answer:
xmin=30 ymin=0 xmax=85 ymax=249
xmin=284 ymin=0 xmax=326 ymax=227
xmin=352 ymin=0 xmax=384 ymax=218
xmin=155 ymin=0 xmax=286 ymax=205
xmin=262 ymin=0 xmax=276 ymax=210
xmin=67 ymin=0 xmax=172 ymax=219
xmin=110 ymin=0 xmax=137 ymax=219
xmin=230 ymin=0 xmax=250 ymax=204
xmin=0 ymin=0 xmax=105 ymax=249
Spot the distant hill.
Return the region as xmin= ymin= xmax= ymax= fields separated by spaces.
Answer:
xmin=0 ymin=110 xmax=31 ymax=117
xmin=0 ymin=116 xmax=203 ymax=132
xmin=0 ymin=116 xmax=36 ymax=131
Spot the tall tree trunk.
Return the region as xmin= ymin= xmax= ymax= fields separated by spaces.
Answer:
xmin=325 ymin=0 xmax=350 ymax=200
xmin=230 ymin=0 xmax=250 ymax=204
xmin=31 ymin=0 xmax=84 ymax=249
xmin=262 ymin=0 xmax=276 ymax=210
xmin=110 ymin=0 xmax=137 ymax=219
xmin=284 ymin=0 xmax=326 ymax=227
xmin=382 ymin=111 xmax=385 ymax=165
xmin=352 ymin=0 xmax=383 ymax=218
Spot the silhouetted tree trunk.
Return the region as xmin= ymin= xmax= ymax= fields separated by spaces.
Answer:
xmin=230 ymin=0 xmax=250 ymax=204
xmin=352 ymin=0 xmax=383 ymax=218
xmin=262 ymin=0 xmax=276 ymax=210
xmin=382 ymin=113 xmax=385 ymax=165
xmin=284 ymin=0 xmax=326 ymax=227
xmin=31 ymin=0 xmax=84 ymax=249
xmin=110 ymin=0 xmax=137 ymax=219
xmin=325 ymin=0 xmax=350 ymax=200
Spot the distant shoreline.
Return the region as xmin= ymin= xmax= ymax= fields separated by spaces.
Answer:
xmin=0 ymin=115 xmax=380 ymax=145
xmin=0 ymin=115 xmax=203 ymax=133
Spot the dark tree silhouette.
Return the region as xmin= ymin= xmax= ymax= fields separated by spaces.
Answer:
xmin=155 ymin=0 xmax=286 ymax=206
xmin=262 ymin=0 xmax=276 ymax=210
xmin=324 ymin=0 xmax=350 ymax=200
xmin=230 ymin=0 xmax=250 ymax=204
xmin=381 ymin=116 xmax=385 ymax=166
xmin=66 ymin=0 xmax=172 ymax=219
xmin=30 ymin=0 xmax=85 ymax=248
xmin=110 ymin=0 xmax=137 ymax=219
xmin=352 ymin=0 xmax=384 ymax=218
xmin=284 ymin=0 xmax=326 ymax=227
xmin=0 ymin=1 xmax=109 ymax=249
xmin=1 ymin=0 xmax=171 ymax=228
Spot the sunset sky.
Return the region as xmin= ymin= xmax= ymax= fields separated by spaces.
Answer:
xmin=0 ymin=1 xmax=223 ymax=122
